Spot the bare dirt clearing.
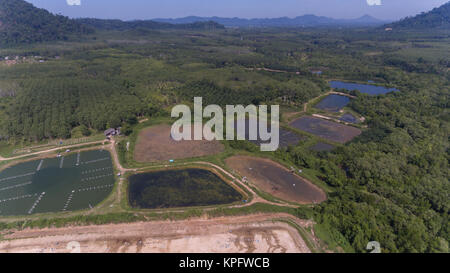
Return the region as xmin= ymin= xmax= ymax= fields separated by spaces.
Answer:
xmin=0 ymin=214 xmax=311 ymax=253
xmin=225 ymin=156 xmax=326 ymax=204
xmin=134 ymin=124 xmax=224 ymax=162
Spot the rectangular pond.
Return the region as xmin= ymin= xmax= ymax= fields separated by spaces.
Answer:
xmin=315 ymin=94 xmax=350 ymax=112
xmin=0 ymin=150 xmax=115 ymax=216
xmin=225 ymin=156 xmax=326 ymax=204
xmin=329 ymin=81 xmax=399 ymax=96
xmin=234 ymin=118 xmax=302 ymax=149
xmin=289 ymin=116 xmax=362 ymax=144
xmin=128 ymin=168 xmax=243 ymax=209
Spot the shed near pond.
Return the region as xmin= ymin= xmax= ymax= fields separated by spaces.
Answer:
xmin=104 ymin=128 xmax=121 ymax=137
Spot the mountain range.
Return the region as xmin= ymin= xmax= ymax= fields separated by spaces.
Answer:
xmin=1 ymin=0 xmax=449 ymax=46
xmin=153 ymin=14 xmax=389 ymax=28
xmin=74 ymin=18 xmax=224 ymax=31
xmin=0 ymin=0 xmax=224 ymax=45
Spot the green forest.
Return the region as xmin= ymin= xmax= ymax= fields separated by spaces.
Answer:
xmin=281 ymin=73 xmax=449 ymax=252
xmin=0 ymin=0 xmax=93 ymax=45
xmin=388 ymin=2 xmax=450 ymax=29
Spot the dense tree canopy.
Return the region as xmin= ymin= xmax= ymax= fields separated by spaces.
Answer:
xmin=0 ymin=0 xmax=93 ymax=45
xmin=386 ymin=2 xmax=450 ymax=29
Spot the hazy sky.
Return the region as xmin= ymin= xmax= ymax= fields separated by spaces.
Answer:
xmin=26 ymin=0 xmax=449 ymax=21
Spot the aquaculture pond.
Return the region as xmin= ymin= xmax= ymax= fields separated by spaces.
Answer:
xmin=315 ymin=94 xmax=350 ymax=112
xmin=128 ymin=168 xmax=243 ymax=209
xmin=134 ymin=124 xmax=224 ymax=163
xmin=0 ymin=150 xmax=115 ymax=216
xmin=234 ymin=118 xmax=302 ymax=149
xmin=225 ymin=156 xmax=326 ymax=204
xmin=329 ymin=81 xmax=399 ymax=95
xmin=290 ymin=116 xmax=362 ymax=143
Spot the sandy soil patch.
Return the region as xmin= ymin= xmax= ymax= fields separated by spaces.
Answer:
xmin=0 ymin=214 xmax=311 ymax=253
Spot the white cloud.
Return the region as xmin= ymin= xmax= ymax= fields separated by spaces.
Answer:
xmin=66 ymin=0 xmax=81 ymax=6
xmin=366 ymin=0 xmax=382 ymax=6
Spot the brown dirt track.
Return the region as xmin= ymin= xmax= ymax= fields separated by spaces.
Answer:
xmin=225 ymin=156 xmax=326 ymax=204
xmin=134 ymin=124 xmax=224 ymax=162
xmin=0 ymin=214 xmax=312 ymax=253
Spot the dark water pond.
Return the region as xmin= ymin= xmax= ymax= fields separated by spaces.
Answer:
xmin=128 ymin=168 xmax=242 ymax=209
xmin=315 ymin=94 xmax=350 ymax=112
xmin=330 ymin=81 xmax=399 ymax=95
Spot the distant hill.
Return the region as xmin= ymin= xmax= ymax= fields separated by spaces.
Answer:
xmin=0 ymin=0 xmax=93 ymax=45
xmin=386 ymin=2 xmax=450 ymax=29
xmin=75 ymin=18 xmax=225 ymax=31
xmin=153 ymin=14 xmax=389 ymax=28
xmin=0 ymin=0 xmax=224 ymax=46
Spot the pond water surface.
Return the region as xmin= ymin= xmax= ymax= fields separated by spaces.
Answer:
xmin=315 ymin=94 xmax=350 ymax=112
xmin=330 ymin=81 xmax=399 ymax=95
xmin=128 ymin=168 xmax=242 ymax=209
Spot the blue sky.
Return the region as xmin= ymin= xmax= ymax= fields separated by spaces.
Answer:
xmin=26 ymin=0 xmax=449 ymax=21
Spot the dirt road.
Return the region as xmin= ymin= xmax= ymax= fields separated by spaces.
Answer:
xmin=0 ymin=214 xmax=312 ymax=253
xmin=0 ymin=140 xmax=106 ymax=162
